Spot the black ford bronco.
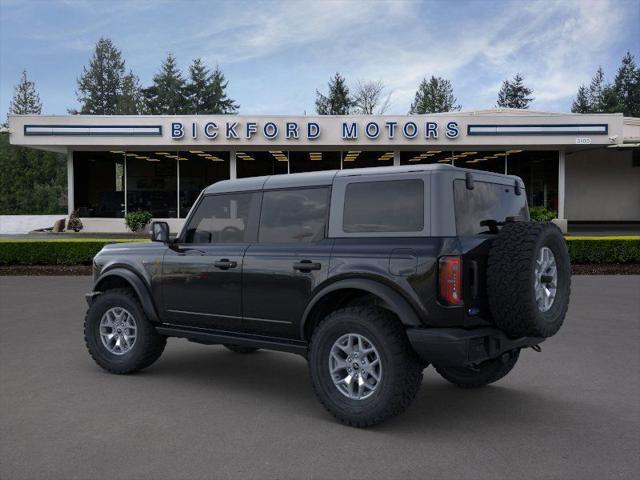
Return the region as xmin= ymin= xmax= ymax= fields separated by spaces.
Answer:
xmin=85 ymin=164 xmax=570 ymax=427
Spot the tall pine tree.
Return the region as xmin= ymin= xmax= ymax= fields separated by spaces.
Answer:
xmin=1 ymin=72 xmax=66 ymax=214
xmin=613 ymin=51 xmax=640 ymax=117
xmin=75 ymin=38 xmax=126 ymax=114
xmin=571 ymin=85 xmax=591 ymax=113
xmin=143 ymin=53 xmax=188 ymax=114
xmin=315 ymin=73 xmax=353 ymax=115
xmin=409 ymin=76 xmax=460 ymax=114
xmin=185 ymin=59 xmax=239 ymax=114
xmin=116 ymin=71 xmax=144 ymax=115
xmin=8 ymin=70 xmax=42 ymax=116
xmin=496 ymin=74 xmax=534 ymax=109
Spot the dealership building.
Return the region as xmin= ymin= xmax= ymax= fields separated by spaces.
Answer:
xmin=7 ymin=109 xmax=640 ymax=233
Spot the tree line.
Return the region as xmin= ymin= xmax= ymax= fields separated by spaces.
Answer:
xmin=1 ymin=37 xmax=638 ymax=216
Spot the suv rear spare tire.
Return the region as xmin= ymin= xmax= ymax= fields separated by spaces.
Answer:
xmin=487 ymin=222 xmax=571 ymax=339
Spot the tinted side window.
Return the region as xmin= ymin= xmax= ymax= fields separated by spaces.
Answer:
xmin=343 ymin=179 xmax=424 ymax=233
xmin=184 ymin=193 xmax=258 ymax=243
xmin=454 ymin=180 xmax=529 ymax=236
xmin=259 ymin=188 xmax=329 ymax=243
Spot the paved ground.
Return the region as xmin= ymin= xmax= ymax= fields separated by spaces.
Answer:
xmin=0 ymin=276 xmax=638 ymax=480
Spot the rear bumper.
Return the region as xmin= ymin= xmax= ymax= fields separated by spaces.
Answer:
xmin=406 ymin=327 xmax=543 ymax=367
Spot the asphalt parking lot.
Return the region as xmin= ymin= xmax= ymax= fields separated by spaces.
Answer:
xmin=1 ymin=275 xmax=638 ymax=480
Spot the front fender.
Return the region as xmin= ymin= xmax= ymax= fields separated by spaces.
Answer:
xmin=300 ymin=278 xmax=422 ymax=338
xmin=93 ymin=267 xmax=160 ymax=323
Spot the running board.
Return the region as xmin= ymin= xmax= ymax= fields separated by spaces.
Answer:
xmin=155 ymin=325 xmax=308 ymax=355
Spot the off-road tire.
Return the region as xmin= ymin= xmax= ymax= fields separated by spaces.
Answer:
xmin=435 ymin=350 xmax=520 ymax=388
xmin=308 ymin=306 xmax=423 ymax=427
xmin=84 ymin=288 xmax=166 ymax=374
xmin=223 ymin=344 xmax=259 ymax=354
xmin=487 ymin=222 xmax=571 ymax=338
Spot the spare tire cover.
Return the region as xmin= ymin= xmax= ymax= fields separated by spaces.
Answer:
xmin=487 ymin=222 xmax=571 ymax=338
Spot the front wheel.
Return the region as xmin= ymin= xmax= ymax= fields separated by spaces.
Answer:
xmin=308 ymin=306 xmax=423 ymax=427
xmin=435 ymin=350 xmax=520 ymax=389
xmin=84 ymin=288 xmax=166 ymax=374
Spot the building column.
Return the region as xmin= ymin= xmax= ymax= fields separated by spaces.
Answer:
xmin=556 ymin=149 xmax=567 ymax=233
xmin=393 ymin=150 xmax=400 ymax=166
xmin=66 ymin=149 xmax=74 ymax=216
xmin=230 ymin=150 xmax=237 ymax=179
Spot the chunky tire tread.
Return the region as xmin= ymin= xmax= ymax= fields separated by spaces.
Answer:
xmin=435 ymin=350 xmax=520 ymax=389
xmin=309 ymin=306 xmax=423 ymax=428
xmin=84 ymin=288 xmax=167 ymax=374
xmin=223 ymin=344 xmax=259 ymax=354
xmin=487 ymin=222 xmax=571 ymax=338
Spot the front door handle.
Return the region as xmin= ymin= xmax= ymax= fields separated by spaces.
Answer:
xmin=293 ymin=260 xmax=322 ymax=272
xmin=214 ymin=259 xmax=238 ymax=270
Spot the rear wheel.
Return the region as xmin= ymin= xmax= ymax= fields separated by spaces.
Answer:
xmin=84 ymin=288 xmax=166 ymax=374
xmin=223 ymin=344 xmax=259 ymax=354
xmin=308 ymin=306 xmax=423 ymax=427
xmin=435 ymin=350 xmax=520 ymax=389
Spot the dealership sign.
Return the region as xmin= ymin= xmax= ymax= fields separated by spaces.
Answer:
xmin=170 ymin=120 xmax=461 ymax=141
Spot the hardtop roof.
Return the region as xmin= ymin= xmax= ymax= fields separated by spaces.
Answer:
xmin=203 ymin=163 xmax=522 ymax=194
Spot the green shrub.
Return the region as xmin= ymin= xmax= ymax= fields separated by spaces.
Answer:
xmin=565 ymin=237 xmax=640 ymax=264
xmin=125 ymin=211 xmax=153 ymax=232
xmin=0 ymin=239 xmax=147 ymax=265
xmin=529 ymin=206 xmax=557 ymax=222
xmin=0 ymin=237 xmax=637 ymax=267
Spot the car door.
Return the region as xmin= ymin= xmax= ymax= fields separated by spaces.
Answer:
xmin=242 ymin=187 xmax=333 ymax=339
xmin=161 ymin=191 xmax=260 ymax=330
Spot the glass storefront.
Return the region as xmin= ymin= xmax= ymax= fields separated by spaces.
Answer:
xmin=400 ymin=149 xmax=558 ymax=209
xmin=74 ymin=151 xmax=124 ymax=217
xmin=74 ymin=148 xmax=559 ymax=217
xmin=236 ymin=151 xmax=288 ymax=178
xmin=342 ymin=150 xmax=394 ymax=169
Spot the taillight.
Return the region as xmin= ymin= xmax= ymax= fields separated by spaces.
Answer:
xmin=439 ymin=256 xmax=462 ymax=306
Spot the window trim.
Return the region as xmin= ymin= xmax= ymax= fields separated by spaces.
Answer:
xmin=257 ymin=186 xmax=332 ymax=244
xmin=178 ymin=191 xmax=262 ymax=245
xmin=328 ymin=173 xmax=431 ymax=238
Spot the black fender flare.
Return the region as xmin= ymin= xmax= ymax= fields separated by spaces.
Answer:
xmin=93 ymin=268 xmax=160 ymax=323
xmin=300 ymin=278 xmax=422 ymax=338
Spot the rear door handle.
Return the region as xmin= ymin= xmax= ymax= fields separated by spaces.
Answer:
xmin=293 ymin=260 xmax=321 ymax=272
xmin=214 ymin=259 xmax=238 ymax=270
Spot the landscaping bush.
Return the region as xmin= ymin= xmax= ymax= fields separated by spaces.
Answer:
xmin=0 ymin=239 xmax=147 ymax=265
xmin=0 ymin=237 xmax=637 ymax=267
xmin=529 ymin=206 xmax=557 ymax=222
xmin=565 ymin=237 xmax=640 ymax=264
xmin=125 ymin=211 xmax=153 ymax=232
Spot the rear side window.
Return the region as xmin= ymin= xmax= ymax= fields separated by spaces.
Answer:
xmin=454 ymin=180 xmax=529 ymax=236
xmin=259 ymin=188 xmax=329 ymax=243
xmin=343 ymin=179 xmax=424 ymax=233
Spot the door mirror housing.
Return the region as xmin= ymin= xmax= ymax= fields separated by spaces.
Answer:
xmin=150 ymin=221 xmax=170 ymax=243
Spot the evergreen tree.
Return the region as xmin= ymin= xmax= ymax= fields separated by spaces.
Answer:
xmin=116 ymin=71 xmax=144 ymax=115
xmin=587 ymin=66 xmax=607 ymax=112
xmin=185 ymin=59 xmax=239 ymax=114
xmin=613 ymin=51 xmax=640 ymax=117
xmin=143 ymin=53 xmax=188 ymax=114
xmin=496 ymin=74 xmax=534 ymax=109
xmin=409 ymin=76 xmax=460 ymax=114
xmin=207 ymin=65 xmax=239 ymax=114
xmin=8 ymin=70 xmax=42 ymax=116
xmin=571 ymin=85 xmax=591 ymax=113
xmin=75 ymin=37 xmax=126 ymax=114
xmin=315 ymin=73 xmax=353 ymax=115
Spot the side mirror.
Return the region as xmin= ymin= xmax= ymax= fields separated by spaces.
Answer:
xmin=150 ymin=221 xmax=170 ymax=243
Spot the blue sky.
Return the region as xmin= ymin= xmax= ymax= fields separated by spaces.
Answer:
xmin=1 ymin=0 xmax=638 ymax=117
